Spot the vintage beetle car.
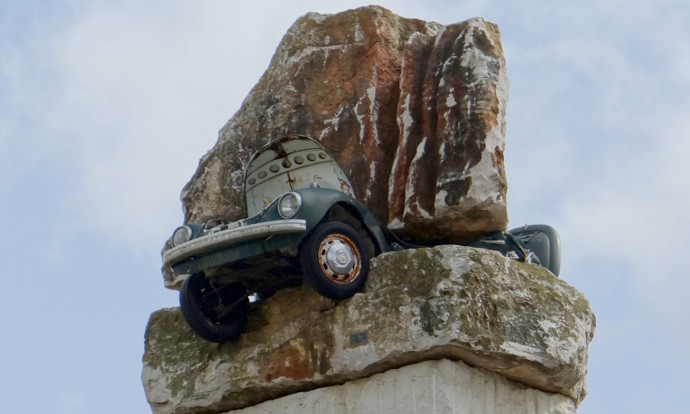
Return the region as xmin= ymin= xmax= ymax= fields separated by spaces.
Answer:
xmin=163 ymin=135 xmax=560 ymax=342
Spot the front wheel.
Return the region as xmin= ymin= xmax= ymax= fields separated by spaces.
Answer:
xmin=179 ymin=273 xmax=248 ymax=342
xmin=300 ymin=221 xmax=370 ymax=300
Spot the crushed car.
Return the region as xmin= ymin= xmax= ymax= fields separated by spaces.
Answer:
xmin=163 ymin=135 xmax=560 ymax=342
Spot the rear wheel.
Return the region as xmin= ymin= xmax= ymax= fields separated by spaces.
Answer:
xmin=179 ymin=273 xmax=248 ymax=342
xmin=300 ymin=221 xmax=370 ymax=300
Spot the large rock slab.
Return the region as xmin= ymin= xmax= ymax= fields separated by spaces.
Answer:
xmin=143 ymin=246 xmax=595 ymax=414
xmin=179 ymin=6 xmax=508 ymax=250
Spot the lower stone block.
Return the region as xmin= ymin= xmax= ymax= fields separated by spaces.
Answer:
xmin=226 ymin=358 xmax=575 ymax=414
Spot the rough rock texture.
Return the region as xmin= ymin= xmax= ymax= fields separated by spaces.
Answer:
xmin=180 ymin=6 xmax=508 ymax=249
xmin=147 ymin=7 xmax=594 ymax=414
xmin=227 ymin=359 xmax=576 ymax=414
xmin=143 ymin=246 xmax=595 ymax=414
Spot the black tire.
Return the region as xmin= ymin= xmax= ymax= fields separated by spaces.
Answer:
xmin=300 ymin=221 xmax=370 ymax=300
xmin=179 ymin=273 xmax=248 ymax=343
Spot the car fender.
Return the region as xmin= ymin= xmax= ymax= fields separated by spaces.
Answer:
xmin=287 ymin=188 xmax=392 ymax=253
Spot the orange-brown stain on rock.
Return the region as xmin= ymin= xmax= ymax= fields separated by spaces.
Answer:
xmin=259 ymin=340 xmax=315 ymax=382
xmin=492 ymin=146 xmax=504 ymax=166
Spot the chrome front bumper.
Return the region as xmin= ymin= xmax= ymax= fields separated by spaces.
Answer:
xmin=163 ymin=219 xmax=307 ymax=267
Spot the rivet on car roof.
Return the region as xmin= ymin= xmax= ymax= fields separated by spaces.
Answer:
xmin=269 ymin=164 xmax=280 ymax=173
xmin=294 ymin=155 xmax=304 ymax=165
xmin=307 ymin=153 xmax=316 ymax=161
xmin=258 ymin=171 xmax=267 ymax=179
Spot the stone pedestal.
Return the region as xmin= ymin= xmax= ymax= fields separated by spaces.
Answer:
xmin=226 ymin=359 xmax=575 ymax=414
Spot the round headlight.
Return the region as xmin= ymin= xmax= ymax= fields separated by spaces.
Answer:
xmin=172 ymin=225 xmax=193 ymax=247
xmin=278 ymin=192 xmax=302 ymax=218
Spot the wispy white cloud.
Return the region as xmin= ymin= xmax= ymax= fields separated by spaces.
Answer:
xmin=15 ymin=1 xmax=286 ymax=254
xmin=560 ymin=97 xmax=690 ymax=334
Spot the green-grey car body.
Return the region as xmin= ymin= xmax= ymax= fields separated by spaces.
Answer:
xmin=163 ymin=135 xmax=561 ymax=343
xmin=163 ymin=186 xmax=395 ymax=277
xmin=163 ymin=135 xmax=399 ymax=283
xmin=163 ymin=135 xmax=561 ymax=282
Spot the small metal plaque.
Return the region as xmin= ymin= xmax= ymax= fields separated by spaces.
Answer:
xmin=349 ymin=331 xmax=368 ymax=347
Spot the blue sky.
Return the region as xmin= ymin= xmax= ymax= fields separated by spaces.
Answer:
xmin=1 ymin=1 xmax=688 ymax=413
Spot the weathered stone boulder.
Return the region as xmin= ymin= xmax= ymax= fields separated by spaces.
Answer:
xmin=180 ymin=6 xmax=508 ymax=251
xmin=143 ymin=246 xmax=595 ymax=414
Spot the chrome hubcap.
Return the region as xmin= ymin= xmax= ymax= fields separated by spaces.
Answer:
xmin=317 ymin=233 xmax=361 ymax=284
xmin=326 ymin=240 xmax=355 ymax=274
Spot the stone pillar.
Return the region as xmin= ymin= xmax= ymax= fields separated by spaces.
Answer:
xmin=225 ymin=359 xmax=575 ymax=414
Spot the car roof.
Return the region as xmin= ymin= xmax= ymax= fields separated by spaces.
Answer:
xmin=244 ymin=135 xmax=355 ymax=216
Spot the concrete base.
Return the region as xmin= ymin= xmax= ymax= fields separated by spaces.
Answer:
xmin=225 ymin=358 xmax=575 ymax=414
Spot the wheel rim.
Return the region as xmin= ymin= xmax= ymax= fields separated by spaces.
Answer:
xmin=317 ymin=233 xmax=362 ymax=284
